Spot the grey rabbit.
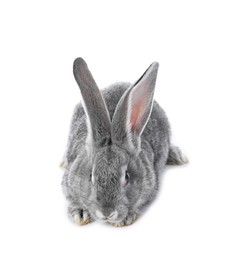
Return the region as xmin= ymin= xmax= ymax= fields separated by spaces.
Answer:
xmin=61 ymin=58 xmax=188 ymax=227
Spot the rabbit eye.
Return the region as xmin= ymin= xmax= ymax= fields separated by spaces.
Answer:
xmin=90 ymin=173 xmax=94 ymax=184
xmin=125 ymin=171 xmax=129 ymax=181
xmin=123 ymin=171 xmax=130 ymax=187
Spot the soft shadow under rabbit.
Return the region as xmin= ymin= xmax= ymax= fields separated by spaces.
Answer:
xmin=61 ymin=58 xmax=188 ymax=227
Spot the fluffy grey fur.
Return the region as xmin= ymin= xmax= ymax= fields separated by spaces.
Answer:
xmin=61 ymin=58 xmax=188 ymax=227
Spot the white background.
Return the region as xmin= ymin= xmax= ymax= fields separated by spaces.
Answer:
xmin=0 ymin=1 xmax=235 ymax=259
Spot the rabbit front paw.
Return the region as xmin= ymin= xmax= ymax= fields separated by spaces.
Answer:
xmin=69 ymin=208 xmax=94 ymax=226
xmin=112 ymin=213 xmax=138 ymax=227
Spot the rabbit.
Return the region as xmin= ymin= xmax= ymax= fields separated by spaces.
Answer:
xmin=61 ymin=57 xmax=188 ymax=227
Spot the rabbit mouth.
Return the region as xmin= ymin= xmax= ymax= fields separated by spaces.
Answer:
xmin=93 ymin=209 xmax=128 ymax=224
xmin=95 ymin=210 xmax=120 ymax=222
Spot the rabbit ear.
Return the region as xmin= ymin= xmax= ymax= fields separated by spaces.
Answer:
xmin=111 ymin=62 xmax=159 ymax=153
xmin=73 ymin=58 xmax=111 ymax=148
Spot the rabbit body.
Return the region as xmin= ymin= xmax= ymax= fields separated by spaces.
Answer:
xmin=62 ymin=59 xmax=187 ymax=227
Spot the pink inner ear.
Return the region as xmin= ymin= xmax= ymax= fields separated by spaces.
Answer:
xmin=130 ymin=87 xmax=148 ymax=132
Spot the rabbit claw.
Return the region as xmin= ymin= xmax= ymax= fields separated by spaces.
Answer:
xmin=112 ymin=213 xmax=138 ymax=227
xmin=71 ymin=209 xmax=93 ymax=226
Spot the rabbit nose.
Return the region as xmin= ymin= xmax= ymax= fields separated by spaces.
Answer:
xmin=104 ymin=206 xmax=118 ymax=218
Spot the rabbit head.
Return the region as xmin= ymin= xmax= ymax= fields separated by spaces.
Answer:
xmin=72 ymin=58 xmax=159 ymax=223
